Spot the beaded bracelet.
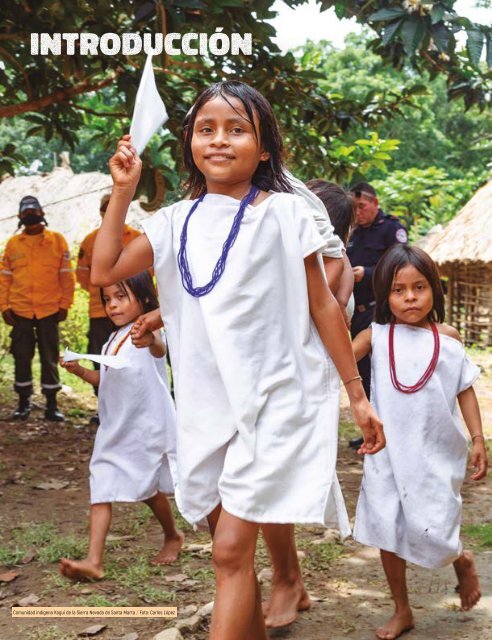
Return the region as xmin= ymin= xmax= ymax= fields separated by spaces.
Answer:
xmin=343 ymin=375 xmax=362 ymax=386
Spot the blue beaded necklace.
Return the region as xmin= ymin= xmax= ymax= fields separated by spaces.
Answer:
xmin=177 ymin=184 xmax=259 ymax=297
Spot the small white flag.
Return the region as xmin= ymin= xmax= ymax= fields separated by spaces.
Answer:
xmin=62 ymin=348 xmax=130 ymax=369
xmin=129 ymin=54 xmax=168 ymax=155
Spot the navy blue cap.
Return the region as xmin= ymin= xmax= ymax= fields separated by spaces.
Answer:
xmin=19 ymin=195 xmax=42 ymax=213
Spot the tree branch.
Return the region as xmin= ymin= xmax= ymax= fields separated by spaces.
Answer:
xmin=71 ymin=103 xmax=128 ymax=118
xmin=0 ymin=71 xmax=122 ymax=118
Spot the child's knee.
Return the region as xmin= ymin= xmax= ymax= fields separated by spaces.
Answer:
xmin=212 ymin=531 xmax=253 ymax=575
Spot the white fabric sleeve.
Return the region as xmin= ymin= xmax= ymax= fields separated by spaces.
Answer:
xmin=140 ymin=207 xmax=170 ymax=265
xmin=286 ymin=170 xmax=343 ymax=259
xmin=457 ymin=353 xmax=480 ymax=394
xmin=290 ymin=195 xmax=328 ymax=258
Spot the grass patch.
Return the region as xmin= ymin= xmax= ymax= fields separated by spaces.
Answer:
xmin=1 ymin=522 xmax=87 ymax=566
xmin=25 ymin=627 xmax=77 ymax=640
xmin=300 ymin=542 xmax=344 ymax=571
xmin=74 ymin=594 xmax=131 ymax=607
xmin=138 ymin=584 xmax=176 ymax=604
xmin=462 ymin=523 xmax=492 ymax=548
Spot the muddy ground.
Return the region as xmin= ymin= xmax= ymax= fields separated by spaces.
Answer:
xmin=0 ymin=351 xmax=491 ymax=640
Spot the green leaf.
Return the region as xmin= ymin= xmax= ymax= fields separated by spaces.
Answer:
xmin=432 ymin=22 xmax=452 ymax=52
xmin=487 ymin=33 xmax=492 ymax=69
xmin=402 ymin=17 xmax=425 ymax=56
xmin=431 ymin=5 xmax=445 ymax=25
xmin=368 ymin=9 xmax=407 ymax=22
xmin=466 ymin=29 xmax=484 ymax=66
xmin=382 ymin=19 xmax=403 ymax=47
xmin=334 ymin=2 xmax=346 ymax=20
xmin=373 ymin=152 xmax=392 ymax=160
xmin=371 ymin=159 xmax=388 ymax=172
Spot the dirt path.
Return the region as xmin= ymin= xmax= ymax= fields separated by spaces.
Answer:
xmin=0 ymin=371 xmax=490 ymax=640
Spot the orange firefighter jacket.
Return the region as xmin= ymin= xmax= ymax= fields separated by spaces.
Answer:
xmin=0 ymin=229 xmax=75 ymax=319
xmin=76 ymin=224 xmax=142 ymax=318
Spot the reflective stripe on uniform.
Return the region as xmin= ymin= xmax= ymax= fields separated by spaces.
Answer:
xmin=41 ymin=382 xmax=62 ymax=389
xmin=14 ymin=380 xmax=33 ymax=386
xmin=1 ymin=270 xmax=13 ymax=276
xmin=59 ymin=268 xmax=74 ymax=273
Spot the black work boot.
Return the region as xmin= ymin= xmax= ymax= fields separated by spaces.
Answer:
xmin=44 ymin=394 xmax=64 ymax=422
xmin=12 ymin=395 xmax=32 ymax=420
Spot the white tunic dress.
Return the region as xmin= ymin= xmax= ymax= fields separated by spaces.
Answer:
xmin=90 ymin=326 xmax=177 ymax=504
xmin=353 ymin=323 xmax=479 ymax=568
xmin=142 ymin=192 xmax=350 ymax=533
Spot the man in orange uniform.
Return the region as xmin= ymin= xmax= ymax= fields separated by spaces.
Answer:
xmin=76 ymin=194 xmax=141 ymax=421
xmin=0 ymin=196 xmax=75 ymax=421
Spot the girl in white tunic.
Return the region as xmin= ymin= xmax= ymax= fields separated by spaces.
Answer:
xmin=59 ymin=271 xmax=182 ymax=580
xmin=91 ymin=81 xmax=384 ymax=640
xmin=352 ymin=245 xmax=488 ymax=640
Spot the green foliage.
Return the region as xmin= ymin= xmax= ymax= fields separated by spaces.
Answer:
xmin=325 ymin=132 xmax=400 ymax=183
xmin=318 ymin=0 xmax=492 ymax=109
xmin=59 ymin=285 xmax=90 ymax=354
xmin=296 ymin=35 xmax=492 ymax=179
xmin=0 ymin=1 xmax=489 ymax=193
xmin=372 ymin=167 xmax=487 ymax=238
xmin=462 ymin=522 xmax=492 ymax=547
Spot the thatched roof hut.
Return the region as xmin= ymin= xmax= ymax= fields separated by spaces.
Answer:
xmin=0 ymin=167 xmax=155 ymax=247
xmin=421 ymin=179 xmax=492 ymax=347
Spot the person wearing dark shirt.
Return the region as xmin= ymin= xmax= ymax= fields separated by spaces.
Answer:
xmin=347 ymin=182 xmax=407 ymax=448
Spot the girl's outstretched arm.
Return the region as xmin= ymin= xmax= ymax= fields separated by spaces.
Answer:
xmin=92 ymin=136 xmax=154 ymax=287
xmin=304 ymin=253 xmax=385 ymax=455
xmin=352 ymin=328 xmax=372 ymax=362
xmin=59 ymin=358 xmax=100 ymax=387
xmin=458 ymin=386 xmax=488 ymax=481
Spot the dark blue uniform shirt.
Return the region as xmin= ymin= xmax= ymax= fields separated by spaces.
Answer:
xmin=347 ymin=209 xmax=407 ymax=308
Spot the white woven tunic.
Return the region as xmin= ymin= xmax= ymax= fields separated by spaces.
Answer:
xmin=142 ymin=192 xmax=350 ymax=533
xmin=353 ymin=323 xmax=479 ymax=568
xmin=90 ymin=326 xmax=177 ymax=504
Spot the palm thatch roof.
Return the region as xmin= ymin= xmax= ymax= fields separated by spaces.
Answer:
xmin=421 ymin=178 xmax=492 ymax=265
xmin=0 ymin=167 xmax=154 ymax=247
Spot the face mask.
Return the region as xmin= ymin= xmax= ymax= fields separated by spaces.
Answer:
xmin=19 ymin=213 xmax=46 ymax=227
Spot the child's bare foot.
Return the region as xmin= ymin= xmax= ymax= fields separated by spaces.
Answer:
xmin=59 ymin=558 xmax=104 ymax=581
xmin=454 ymin=550 xmax=481 ymax=610
xmin=151 ymin=531 xmax=184 ymax=565
xmin=263 ymin=581 xmax=311 ymax=628
xmin=376 ymin=609 xmax=415 ymax=640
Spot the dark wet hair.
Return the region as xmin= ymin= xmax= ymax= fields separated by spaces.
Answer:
xmin=305 ymin=180 xmax=355 ymax=246
xmin=100 ymin=271 xmax=159 ymax=316
xmin=373 ymin=244 xmax=445 ymax=324
xmin=181 ymin=81 xmax=293 ymax=198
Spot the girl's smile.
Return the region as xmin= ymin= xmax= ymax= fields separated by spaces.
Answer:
xmin=389 ymin=265 xmax=434 ymax=327
xmin=191 ymin=96 xmax=270 ymax=198
xmin=102 ymin=283 xmax=143 ymax=327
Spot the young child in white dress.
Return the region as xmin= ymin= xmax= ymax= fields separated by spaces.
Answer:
xmin=90 ymin=80 xmax=385 ymax=640
xmin=352 ymin=244 xmax=488 ymax=640
xmin=59 ymin=271 xmax=183 ymax=580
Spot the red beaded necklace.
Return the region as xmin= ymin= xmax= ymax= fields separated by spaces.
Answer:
xmin=388 ymin=322 xmax=440 ymax=394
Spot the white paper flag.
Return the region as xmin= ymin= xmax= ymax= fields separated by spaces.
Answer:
xmin=62 ymin=348 xmax=130 ymax=370
xmin=129 ymin=54 xmax=168 ymax=154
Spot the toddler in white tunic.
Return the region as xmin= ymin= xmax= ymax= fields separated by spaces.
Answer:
xmin=352 ymin=244 xmax=487 ymax=639
xmin=59 ymin=272 xmax=183 ymax=581
xmin=91 ymin=324 xmax=176 ymax=503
